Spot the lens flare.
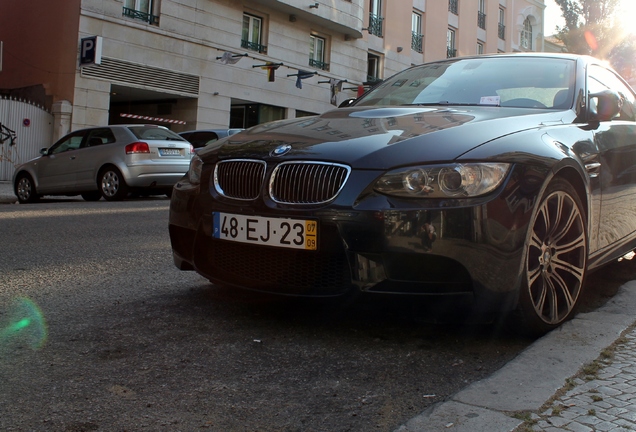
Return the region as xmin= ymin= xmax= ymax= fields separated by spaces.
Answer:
xmin=0 ymin=298 xmax=47 ymax=350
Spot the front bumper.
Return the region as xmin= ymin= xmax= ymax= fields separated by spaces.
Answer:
xmin=169 ymin=163 xmax=542 ymax=311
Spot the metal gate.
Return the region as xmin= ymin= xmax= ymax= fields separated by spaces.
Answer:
xmin=0 ymin=97 xmax=54 ymax=181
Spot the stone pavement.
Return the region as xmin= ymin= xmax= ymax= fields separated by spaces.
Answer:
xmin=3 ymin=179 xmax=636 ymax=432
xmin=529 ymin=327 xmax=636 ymax=432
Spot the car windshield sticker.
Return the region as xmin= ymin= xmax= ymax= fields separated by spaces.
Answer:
xmin=480 ymin=96 xmax=500 ymax=106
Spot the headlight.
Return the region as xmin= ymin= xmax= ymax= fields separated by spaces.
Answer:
xmin=374 ymin=163 xmax=510 ymax=198
xmin=187 ymin=155 xmax=203 ymax=185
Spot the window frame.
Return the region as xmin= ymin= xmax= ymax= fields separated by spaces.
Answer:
xmin=368 ymin=0 xmax=384 ymax=37
xmin=242 ymin=12 xmax=266 ymax=53
xmin=447 ymin=28 xmax=457 ymax=58
xmin=498 ymin=7 xmax=506 ymax=40
xmin=412 ymin=12 xmax=423 ymax=53
xmin=309 ymin=34 xmax=329 ymax=71
xmin=122 ymin=0 xmax=158 ymax=24
xmin=520 ymin=17 xmax=532 ymax=50
xmin=367 ymin=53 xmax=382 ymax=84
xmin=478 ymin=0 xmax=486 ymax=29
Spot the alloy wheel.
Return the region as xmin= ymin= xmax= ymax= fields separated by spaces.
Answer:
xmin=526 ymin=189 xmax=586 ymax=325
xmin=101 ymin=170 xmax=120 ymax=198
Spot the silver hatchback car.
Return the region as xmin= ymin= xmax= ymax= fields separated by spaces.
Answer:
xmin=13 ymin=124 xmax=193 ymax=203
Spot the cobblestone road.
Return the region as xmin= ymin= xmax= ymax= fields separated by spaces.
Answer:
xmin=529 ymin=326 xmax=636 ymax=432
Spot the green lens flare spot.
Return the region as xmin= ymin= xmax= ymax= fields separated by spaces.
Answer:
xmin=0 ymin=298 xmax=47 ymax=350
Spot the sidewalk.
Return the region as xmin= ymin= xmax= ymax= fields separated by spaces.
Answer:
xmin=398 ymin=281 xmax=636 ymax=432
xmin=0 ymin=181 xmax=16 ymax=203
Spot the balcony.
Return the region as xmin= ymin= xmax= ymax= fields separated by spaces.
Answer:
xmin=122 ymin=7 xmax=159 ymax=24
xmin=449 ymin=0 xmax=458 ymax=15
xmin=368 ymin=13 xmax=384 ymax=37
xmin=365 ymin=75 xmax=382 ymax=85
xmin=478 ymin=12 xmax=486 ymax=30
xmin=412 ymin=32 xmax=423 ymax=53
xmin=498 ymin=23 xmax=506 ymax=40
xmin=447 ymin=48 xmax=457 ymax=58
xmin=247 ymin=0 xmax=363 ymax=39
xmin=241 ymin=39 xmax=267 ymax=54
xmin=309 ymin=59 xmax=329 ymax=71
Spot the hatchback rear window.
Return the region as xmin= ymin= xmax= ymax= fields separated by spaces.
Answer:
xmin=127 ymin=126 xmax=185 ymax=141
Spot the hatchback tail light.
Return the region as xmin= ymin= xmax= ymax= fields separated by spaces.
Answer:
xmin=125 ymin=142 xmax=150 ymax=154
xmin=189 ymin=144 xmax=195 ymax=155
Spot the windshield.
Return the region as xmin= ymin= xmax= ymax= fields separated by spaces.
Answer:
xmin=356 ymin=57 xmax=576 ymax=109
xmin=128 ymin=126 xmax=186 ymax=141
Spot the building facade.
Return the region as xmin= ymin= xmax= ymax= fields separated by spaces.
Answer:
xmin=0 ymin=0 xmax=546 ymax=144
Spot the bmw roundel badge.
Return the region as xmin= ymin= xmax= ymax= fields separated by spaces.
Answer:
xmin=271 ymin=144 xmax=292 ymax=157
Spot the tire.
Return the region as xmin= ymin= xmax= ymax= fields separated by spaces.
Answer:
xmin=511 ymin=178 xmax=587 ymax=336
xmin=80 ymin=191 xmax=102 ymax=201
xmin=14 ymin=174 xmax=40 ymax=204
xmin=98 ymin=167 xmax=129 ymax=201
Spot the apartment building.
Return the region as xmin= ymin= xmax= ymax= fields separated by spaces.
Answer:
xmin=0 ymin=0 xmax=546 ymax=143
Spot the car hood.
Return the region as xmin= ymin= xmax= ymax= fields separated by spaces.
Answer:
xmin=202 ymin=106 xmax=571 ymax=169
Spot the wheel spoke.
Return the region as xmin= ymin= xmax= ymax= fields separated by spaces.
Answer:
xmin=550 ymin=269 xmax=576 ymax=312
xmin=528 ymin=263 xmax=543 ymax=288
xmin=540 ymin=276 xmax=560 ymax=323
xmin=555 ymin=230 xmax=586 ymax=256
xmin=551 ymin=258 xmax=585 ymax=284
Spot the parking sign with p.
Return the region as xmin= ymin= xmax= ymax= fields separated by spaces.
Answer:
xmin=80 ymin=36 xmax=102 ymax=66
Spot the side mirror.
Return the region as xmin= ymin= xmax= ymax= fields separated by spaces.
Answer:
xmin=589 ymin=89 xmax=622 ymax=121
xmin=39 ymin=147 xmax=49 ymax=155
xmin=338 ymin=98 xmax=356 ymax=108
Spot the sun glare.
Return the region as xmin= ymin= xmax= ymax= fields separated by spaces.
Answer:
xmin=617 ymin=0 xmax=636 ymax=35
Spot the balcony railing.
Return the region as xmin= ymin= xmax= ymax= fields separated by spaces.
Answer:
xmin=122 ymin=7 xmax=159 ymax=25
xmin=366 ymin=75 xmax=382 ymax=85
xmin=368 ymin=13 xmax=384 ymax=37
xmin=309 ymin=59 xmax=329 ymax=71
xmin=478 ymin=12 xmax=486 ymax=29
xmin=411 ymin=32 xmax=423 ymax=53
xmin=498 ymin=23 xmax=506 ymax=40
xmin=449 ymin=0 xmax=458 ymax=15
xmin=447 ymin=48 xmax=457 ymax=58
xmin=241 ymin=39 xmax=267 ymax=54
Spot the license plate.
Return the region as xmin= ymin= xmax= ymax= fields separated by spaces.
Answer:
xmin=159 ymin=148 xmax=181 ymax=156
xmin=212 ymin=212 xmax=317 ymax=250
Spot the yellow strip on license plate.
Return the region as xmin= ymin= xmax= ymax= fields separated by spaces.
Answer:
xmin=212 ymin=212 xmax=317 ymax=250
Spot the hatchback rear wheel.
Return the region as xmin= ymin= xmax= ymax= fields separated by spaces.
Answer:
xmin=99 ymin=167 xmax=129 ymax=201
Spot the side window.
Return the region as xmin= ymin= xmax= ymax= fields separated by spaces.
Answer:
xmin=190 ymin=132 xmax=219 ymax=149
xmin=85 ymin=128 xmax=116 ymax=148
xmin=49 ymin=132 xmax=85 ymax=155
xmin=589 ymin=65 xmax=636 ymax=121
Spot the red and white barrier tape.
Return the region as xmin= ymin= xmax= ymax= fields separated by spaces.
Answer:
xmin=119 ymin=113 xmax=186 ymax=125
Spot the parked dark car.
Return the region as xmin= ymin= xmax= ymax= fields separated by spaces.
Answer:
xmin=169 ymin=53 xmax=636 ymax=335
xmin=179 ymin=129 xmax=243 ymax=151
xmin=13 ymin=124 xmax=193 ymax=203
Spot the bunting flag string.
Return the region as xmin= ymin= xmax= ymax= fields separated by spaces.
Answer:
xmin=252 ymin=62 xmax=284 ymax=82
xmin=217 ymin=52 xmax=248 ymax=65
xmin=214 ymin=47 xmax=364 ymax=94
xmin=287 ymin=70 xmax=318 ymax=89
